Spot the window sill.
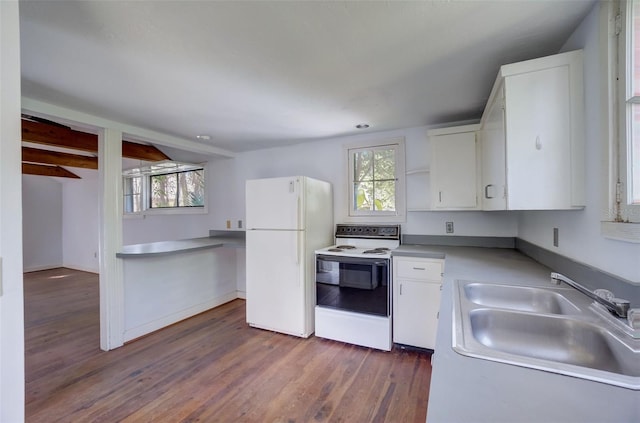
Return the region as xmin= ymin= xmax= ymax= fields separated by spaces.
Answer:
xmin=124 ymin=207 xmax=208 ymax=218
xmin=601 ymin=221 xmax=640 ymax=243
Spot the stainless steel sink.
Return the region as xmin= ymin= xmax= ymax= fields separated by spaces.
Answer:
xmin=464 ymin=283 xmax=580 ymax=314
xmin=470 ymin=309 xmax=640 ymax=376
xmin=453 ymin=280 xmax=640 ymax=390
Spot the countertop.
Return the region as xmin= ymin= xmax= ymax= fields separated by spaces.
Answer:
xmin=392 ymin=245 xmax=639 ymax=423
xmin=116 ymin=235 xmax=245 ymax=258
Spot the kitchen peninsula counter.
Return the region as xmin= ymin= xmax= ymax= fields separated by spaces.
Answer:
xmin=118 ymin=232 xmax=245 ymax=343
xmin=117 ymin=233 xmax=245 ymax=258
xmin=392 ymin=244 xmax=638 ymax=423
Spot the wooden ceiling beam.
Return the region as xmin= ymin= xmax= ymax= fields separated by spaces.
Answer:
xmin=121 ymin=142 xmax=170 ymax=161
xmin=22 ymin=119 xmax=98 ymax=152
xmin=22 ymin=163 xmax=81 ymax=179
xmin=22 ymin=147 xmax=98 ymax=169
xmin=21 ymin=120 xmax=171 ymax=161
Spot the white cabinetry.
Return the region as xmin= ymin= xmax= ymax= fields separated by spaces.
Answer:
xmin=429 ymin=124 xmax=480 ymax=210
xmin=480 ymin=50 xmax=585 ymax=210
xmin=393 ymin=256 xmax=444 ymax=350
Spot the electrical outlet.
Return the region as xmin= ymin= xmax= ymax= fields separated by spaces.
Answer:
xmin=446 ymin=221 xmax=454 ymax=234
xmin=226 ymin=220 xmax=231 ymax=229
xmin=553 ymin=227 xmax=559 ymax=247
xmin=237 ymin=220 xmax=243 ymax=229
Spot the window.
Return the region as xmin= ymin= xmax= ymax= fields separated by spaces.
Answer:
xmin=618 ymin=0 xmax=640 ymax=221
xmin=123 ymin=163 xmax=206 ymax=215
xmin=602 ymin=0 xmax=640 ymax=240
xmin=149 ymin=169 xmax=205 ymax=208
xmin=124 ymin=176 xmax=143 ymax=213
xmin=347 ymin=138 xmax=405 ymax=219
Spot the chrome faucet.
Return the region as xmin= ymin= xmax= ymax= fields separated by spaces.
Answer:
xmin=550 ymin=272 xmax=631 ymax=318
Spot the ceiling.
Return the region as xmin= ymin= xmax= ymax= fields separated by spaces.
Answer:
xmin=19 ymin=0 xmax=596 ymax=153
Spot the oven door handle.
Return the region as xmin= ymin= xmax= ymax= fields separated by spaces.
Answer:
xmin=316 ymin=255 xmax=387 ymax=266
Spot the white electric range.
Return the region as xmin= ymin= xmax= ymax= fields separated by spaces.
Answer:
xmin=314 ymin=224 xmax=400 ymax=351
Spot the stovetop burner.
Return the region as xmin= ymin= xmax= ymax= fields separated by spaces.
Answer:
xmin=363 ymin=249 xmax=387 ymax=254
xmin=326 ymin=245 xmax=390 ymax=254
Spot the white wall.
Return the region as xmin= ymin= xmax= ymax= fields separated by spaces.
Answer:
xmin=122 ymin=213 xmax=213 ymax=245
xmin=21 ymin=170 xmax=101 ymax=274
xmin=22 ymin=175 xmax=63 ymax=271
xmin=517 ymin=2 xmax=640 ymax=283
xmin=211 ymin=125 xmax=519 ymax=237
xmin=1 ymin=1 xmax=25 ymax=420
xmin=62 ymin=169 xmax=100 ymax=273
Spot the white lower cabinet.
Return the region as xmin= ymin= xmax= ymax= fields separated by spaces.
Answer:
xmin=393 ymin=256 xmax=444 ymax=349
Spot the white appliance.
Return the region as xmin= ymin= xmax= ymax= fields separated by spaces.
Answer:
xmin=315 ymin=224 xmax=400 ymax=351
xmin=245 ymin=176 xmax=333 ymax=338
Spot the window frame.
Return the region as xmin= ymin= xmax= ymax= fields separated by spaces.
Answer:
xmin=346 ymin=137 xmax=406 ymax=221
xmin=617 ymin=0 xmax=640 ymax=221
xmin=123 ymin=165 xmax=208 ymax=217
xmin=601 ymin=0 xmax=640 ymax=242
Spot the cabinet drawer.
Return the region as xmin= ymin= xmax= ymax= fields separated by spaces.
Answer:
xmin=396 ymin=259 xmax=443 ymax=281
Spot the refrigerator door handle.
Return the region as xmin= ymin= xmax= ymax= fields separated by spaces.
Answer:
xmin=296 ymin=230 xmax=302 ymax=266
xmin=297 ymin=196 xmax=301 ymax=230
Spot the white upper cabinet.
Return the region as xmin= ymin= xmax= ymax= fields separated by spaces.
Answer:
xmin=480 ymin=50 xmax=585 ymax=210
xmin=481 ymin=84 xmax=507 ymax=211
xmin=429 ymin=124 xmax=480 ymax=210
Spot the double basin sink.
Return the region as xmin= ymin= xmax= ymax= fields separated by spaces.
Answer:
xmin=452 ymin=280 xmax=640 ymax=389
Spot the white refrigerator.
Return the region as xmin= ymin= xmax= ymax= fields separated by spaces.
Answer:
xmin=245 ymin=176 xmax=333 ymax=338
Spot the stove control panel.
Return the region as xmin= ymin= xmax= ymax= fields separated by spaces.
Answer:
xmin=335 ymin=224 xmax=400 ymax=240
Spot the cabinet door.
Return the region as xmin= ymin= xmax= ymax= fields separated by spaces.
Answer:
xmin=393 ymin=280 xmax=441 ymax=349
xmin=431 ymin=132 xmax=478 ymax=209
xmin=481 ymin=85 xmax=507 ymax=210
xmin=504 ymin=66 xmax=572 ymax=209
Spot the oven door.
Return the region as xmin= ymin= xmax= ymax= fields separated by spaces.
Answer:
xmin=315 ymin=254 xmax=390 ymax=316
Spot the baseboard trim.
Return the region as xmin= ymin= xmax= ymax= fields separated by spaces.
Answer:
xmin=123 ymin=291 xmax=238 ymax=342
xmin=23 ymin=264 xmax=63 ymax=273
xmin=62 ymin=264 xmax=99 ymax=274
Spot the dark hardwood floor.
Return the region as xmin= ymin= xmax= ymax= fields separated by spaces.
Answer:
xmin=24 ymin=268 xmax=432 ymax=422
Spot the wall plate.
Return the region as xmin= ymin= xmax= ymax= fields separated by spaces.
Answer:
xmin=446 ymin=222 xmax=454 ymax=234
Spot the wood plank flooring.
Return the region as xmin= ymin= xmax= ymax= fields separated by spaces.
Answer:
xmin=25 ymin=268 xmax=432 ymax=422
